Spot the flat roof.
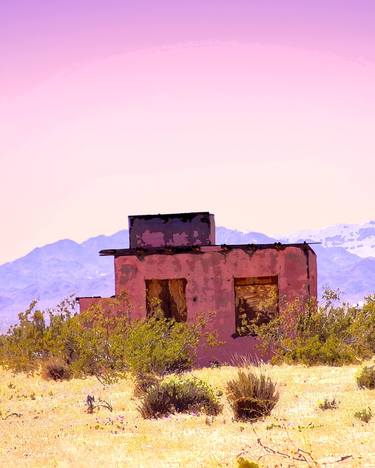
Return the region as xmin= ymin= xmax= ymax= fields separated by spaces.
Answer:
xmin=128 ymin=211 xmax=211 ymax=217
xmin=99 ymin=242 xmax=318 ymax=257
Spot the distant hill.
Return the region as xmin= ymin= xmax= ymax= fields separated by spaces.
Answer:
xmin=0 ymin=222 xmax=374 ymax=331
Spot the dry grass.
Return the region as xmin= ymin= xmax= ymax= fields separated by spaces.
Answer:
xmin=1 ymin=363 xmax=375 ymax=467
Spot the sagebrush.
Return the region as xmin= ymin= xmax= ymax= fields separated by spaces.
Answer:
xmin=226 ymin=369 xmax=279 ymax=421
xmin=354 ymin=407 xmax=372 ymax=423
xmin=318 ymin=397 xmax=338 ymax=411
xmin=139 ymin=375 xmax=223 ymax=419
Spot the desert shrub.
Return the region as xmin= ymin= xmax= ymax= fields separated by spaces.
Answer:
xmin=0 ymin=301 xmax=50 ymax=372
xmin=55 ymin=299 xmax=131 ymax=380
xmin=282 ymin=335 xmax=356 ymax=366
xmin=41 ymin=357 xmax=71 ymax=381
xmin=356 ymin=365 xmax=375 ymax=389
xmin=0 ymin=294 xmax=207 ymax=381
xmin=354 ymin=407 xmax=372 ymax=423
xmin=254 ymin=290 xmax=375 ymax=366
xmin=133 ymin=373 xmax=160 ymax=398
xmin=318 ymin=397 xmax=338 ymax=410
xmin=122 ymin=316 xmax=201 ymax=376
xmin=139 ymin=375 xmax=222 ymax=419
xmin=0 ymin=295 xmax=131 ymax=379
xmin=226 ymin=369 xmax=279 ymax=421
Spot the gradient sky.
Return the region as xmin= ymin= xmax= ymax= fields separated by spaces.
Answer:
xmin=1 ymin=1 xmax=375 ymax=264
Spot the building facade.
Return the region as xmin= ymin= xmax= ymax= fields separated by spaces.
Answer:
xmin=78 ymin=212 xmax=317 ymax=365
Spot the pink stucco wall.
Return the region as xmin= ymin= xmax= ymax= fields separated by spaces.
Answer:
xmin=106 ymin=245 xmax=317 ymax=365
xmin=77 ymin=297 xmax=116 ymax=313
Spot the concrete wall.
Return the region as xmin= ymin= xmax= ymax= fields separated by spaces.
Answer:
xmin=128 ymin=212 xmax=215 ymax=248
xmin=112 ymin=245 xmax=317 ymax=365
xmin=77 ymin=297 xmax=116 ymax=313
xmin=308 ymin=249 xmax=318 ymax=298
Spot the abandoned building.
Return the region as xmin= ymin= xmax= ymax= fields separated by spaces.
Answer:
xmin=78 ymin=212 xmax=317 ymax=365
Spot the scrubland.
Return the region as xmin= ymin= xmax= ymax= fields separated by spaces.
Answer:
xmin=1 ymin=363 xmax=375 ymax=467
xmin=1 ymin=292 xmax=375 ymax=466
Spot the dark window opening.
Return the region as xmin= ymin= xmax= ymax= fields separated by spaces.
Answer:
xmin=234 ymin=276 xmax=278 ymax=337
xmin=145 ymin=278 xmax=187 ymax=322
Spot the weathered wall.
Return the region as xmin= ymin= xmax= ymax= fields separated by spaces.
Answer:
xmin=308 ymin=249 xmax=318 ymax=298
xmin=113 ymin=245 xmax=317 ymax=365
xmin=76 ymin=296 xmax=119 ymax=314
xmin=128 ymin=212 xmax=215 ymax=248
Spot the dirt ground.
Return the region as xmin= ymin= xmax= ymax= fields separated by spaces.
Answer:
xmin=0 ymin=364 xmax=374 ymax=467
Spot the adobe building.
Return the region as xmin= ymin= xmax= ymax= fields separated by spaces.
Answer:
xmin=78 ymin=212 xmax=317 ymax=365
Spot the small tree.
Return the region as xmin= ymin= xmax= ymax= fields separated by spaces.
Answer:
xmin=0 ymin=300 xmax=48 ymax=372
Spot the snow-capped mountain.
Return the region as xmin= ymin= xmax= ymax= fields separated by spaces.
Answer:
xmin=281 ymin=220 xmax=375 ymax=258
xmin=0 ymin=222 xmax=374 ymax=332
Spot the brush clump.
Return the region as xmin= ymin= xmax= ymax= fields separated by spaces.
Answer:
xmin=226 ymin=369 xmax=279 ymax=421
xmin=41 ymin=357 xmax=71 ymax=381
xmin=139 ymin=375 xmax=222 ymax=419
xmin=356 ymin=365 xmax=375 ymax=389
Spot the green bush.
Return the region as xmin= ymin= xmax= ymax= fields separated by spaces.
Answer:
xmin=138 ymin=375 xmax=223 ymax=419
xmin=0 ymin=294 xmax=206 ymax=381
xmin=356 ymin=365 xmax=375 ymax=389
xmin=0 ymin=300 xmax=50 ymax=372
xmin=282 ymin=335 xmax=356 ymax=366
xmin=226 ymin=369 xmax=279 ymax=421
xmin=53 ymin=298 xmax=130 ymax=380
xmin=121 ymin=316 xmax=201 ymax=376
xmin=0 ymin=295 xmax=131 ymax=380
xmin=255 ymin=290 xmax=375 ymax=366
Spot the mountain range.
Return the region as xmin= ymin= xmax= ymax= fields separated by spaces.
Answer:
xmin=0 ymin=221 xmax=374 ymax=332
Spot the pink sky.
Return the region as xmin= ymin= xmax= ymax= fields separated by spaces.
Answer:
xmin=1 ymin=1 xmax=375 ymax=263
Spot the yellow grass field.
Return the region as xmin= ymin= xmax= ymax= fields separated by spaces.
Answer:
xmin=1 ymin=364 xmax=375 ymax=467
